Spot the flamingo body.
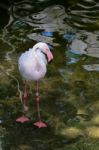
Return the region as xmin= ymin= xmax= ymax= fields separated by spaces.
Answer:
xmin=19 ymin=48 xmax=47 ymax=80
xmin=18 ymin=42 xmax=52 ymax=80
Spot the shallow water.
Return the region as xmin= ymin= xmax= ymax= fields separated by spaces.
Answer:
xmin=0 ymin=0 xmax=99 ymax=150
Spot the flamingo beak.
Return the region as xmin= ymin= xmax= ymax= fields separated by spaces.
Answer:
xmin=46 ymin=50 xmax=53 ymax=62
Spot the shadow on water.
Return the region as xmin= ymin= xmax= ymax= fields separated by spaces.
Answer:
xmin=0 ymin=0 xmax=99 ymax=150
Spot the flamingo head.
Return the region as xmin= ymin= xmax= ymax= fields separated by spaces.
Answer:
xmin=33 ymin=42 xmax=53 ymax=62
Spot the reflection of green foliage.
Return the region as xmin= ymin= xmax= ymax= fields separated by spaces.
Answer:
xmin=0 ymin=82 xmax=17 ymax=99
xmin=0 ymin=47 xmax=99 ymax=150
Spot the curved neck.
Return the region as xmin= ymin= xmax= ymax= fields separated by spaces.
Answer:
xmin=32 ymin=48 xmax=48 ymax=65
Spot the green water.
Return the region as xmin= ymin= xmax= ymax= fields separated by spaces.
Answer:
xmin=0 ymin=0 xmax=99 ymax=149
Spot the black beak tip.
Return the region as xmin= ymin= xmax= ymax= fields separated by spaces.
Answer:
xmin=48 ymin=59 xmax=53 ymax=64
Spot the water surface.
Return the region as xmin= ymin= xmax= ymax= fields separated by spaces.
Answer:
xmin=0 ymin=0 xmax=99 ymax=150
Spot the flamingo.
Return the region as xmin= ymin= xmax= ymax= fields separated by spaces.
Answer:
xmin=16 ymin=42 xmax=53 ymax=128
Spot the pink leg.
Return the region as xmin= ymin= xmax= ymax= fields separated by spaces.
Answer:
xmin=22 ymin=80 xmax=29 ymax=111
xmin=16 ymin=80 xmax=30 ymax=123
xmin=33 ymin=81 xmax=47 ymax=128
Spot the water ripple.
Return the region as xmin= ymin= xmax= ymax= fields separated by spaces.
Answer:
xmin=67 ymin=0 xmax=99 ymax=30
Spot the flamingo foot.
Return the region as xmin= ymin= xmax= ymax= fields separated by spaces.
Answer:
xmin=16 ymin=116 xmax=30 ymax=123
xmin=33 ymin=121 xmax=47 ymax=128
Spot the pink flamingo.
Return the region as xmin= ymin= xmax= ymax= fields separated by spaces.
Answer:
xmin=16 ymin=42 xmax=53 ymax=128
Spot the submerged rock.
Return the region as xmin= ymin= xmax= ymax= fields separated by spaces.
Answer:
xmin=60 ymin=127 xmax=83 ymax=139
xmin=86 ymin=126 xmax=99 ymax=138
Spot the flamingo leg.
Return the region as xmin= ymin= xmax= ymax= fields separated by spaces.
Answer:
xmin=33 ymin=81 xmax=47 ymax=128
xmin=16 ymin=80 xmax=30 ymax=123
xmin=35 ymin=81 xmax=41 ymax=120
xmin=22 ymin=80 xmax=29 ymax=113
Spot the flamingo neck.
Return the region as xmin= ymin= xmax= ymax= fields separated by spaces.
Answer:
xmin=32 ymin=48 xmax=48 ymax=65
